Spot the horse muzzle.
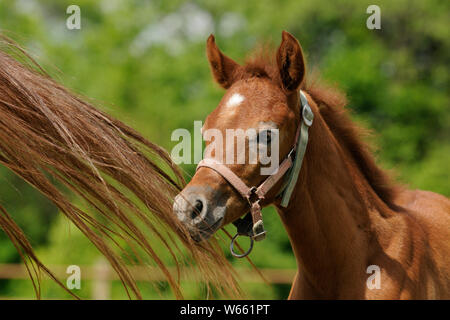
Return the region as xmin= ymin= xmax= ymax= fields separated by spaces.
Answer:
xmin=173 ymin=186 xmax=226 ymax=241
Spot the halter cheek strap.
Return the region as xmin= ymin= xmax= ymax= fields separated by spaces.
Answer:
xmin=196 ymin=90 xmax=314 ymax=258
xmin=280 ymin=91 xmax=314 ymax=206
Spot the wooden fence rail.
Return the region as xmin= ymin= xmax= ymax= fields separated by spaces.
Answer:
xmin=0 ymin=262 xmax=296 ymax=299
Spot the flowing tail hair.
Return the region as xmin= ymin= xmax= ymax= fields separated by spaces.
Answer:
xmin=0 ymin=35 xmax=244 ymax=299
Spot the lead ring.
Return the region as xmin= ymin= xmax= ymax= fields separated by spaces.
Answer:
xmin=230 ymin=233 xmax=254 ymax=258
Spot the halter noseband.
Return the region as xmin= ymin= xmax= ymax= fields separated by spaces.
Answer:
xmin=196 ymin=90 xmax=314 ymax=258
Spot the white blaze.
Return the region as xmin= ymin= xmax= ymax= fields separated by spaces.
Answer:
xmin=226 ymin=93 xmax=244 ymax=108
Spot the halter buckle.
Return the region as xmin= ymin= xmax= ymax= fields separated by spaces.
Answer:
xmin=287 ymin=148 xmax=295 ymax=160
xmin=252 ymin=220 xmax=266 ymax=241
xmin=246 ymin=186 xmax=259 ymax=205
xmin=302 ymin=104 xmax=314 ymax=127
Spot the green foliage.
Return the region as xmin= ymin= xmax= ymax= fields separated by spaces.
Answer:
xmin=0 ymin=0 xmax=448 ymax=299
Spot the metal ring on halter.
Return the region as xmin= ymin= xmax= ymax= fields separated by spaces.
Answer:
xmin=230 ymin=233 xmax=254 ymax=258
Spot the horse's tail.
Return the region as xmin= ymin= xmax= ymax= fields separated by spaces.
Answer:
xmin=0 ymin=36 xmax=242 ymax=299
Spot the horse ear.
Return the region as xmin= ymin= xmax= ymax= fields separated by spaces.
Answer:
xmin=276 ymin=31 xmax=306 ymax=92
xmin=206 ymin=34 xmax=240 ymax=89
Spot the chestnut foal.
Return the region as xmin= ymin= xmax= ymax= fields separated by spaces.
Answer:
xmin=173 ymin=31 xmax=450 ymax=299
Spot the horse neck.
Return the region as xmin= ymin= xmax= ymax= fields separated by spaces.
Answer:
xmin=275 ymin=101 xmax=394 ymax=296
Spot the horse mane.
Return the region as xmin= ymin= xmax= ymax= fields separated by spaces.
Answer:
xmin=305 ymin=82 xmax=400 ymax=211
xmin=241 ymin=47 xmax=399 ymax=211
xmin=0 ymin=36 xmax=243 ymax=299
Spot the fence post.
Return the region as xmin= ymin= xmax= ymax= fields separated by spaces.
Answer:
xmin=92 ymin=258 xmax=111 ymax=300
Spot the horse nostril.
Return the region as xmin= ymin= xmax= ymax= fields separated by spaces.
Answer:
xmin=191 ymin=199 xmax=204 ymax=220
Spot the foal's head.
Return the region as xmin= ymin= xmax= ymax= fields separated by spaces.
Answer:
xmin=173 ymin=31 xmax=307 ymax=240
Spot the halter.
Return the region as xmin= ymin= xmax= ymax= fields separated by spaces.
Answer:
xmin=196 ymin=90 xmax=314 ymax=257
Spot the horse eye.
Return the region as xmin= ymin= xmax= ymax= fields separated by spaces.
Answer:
xmin=258 ymin=130 xmax=272 ymax=144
